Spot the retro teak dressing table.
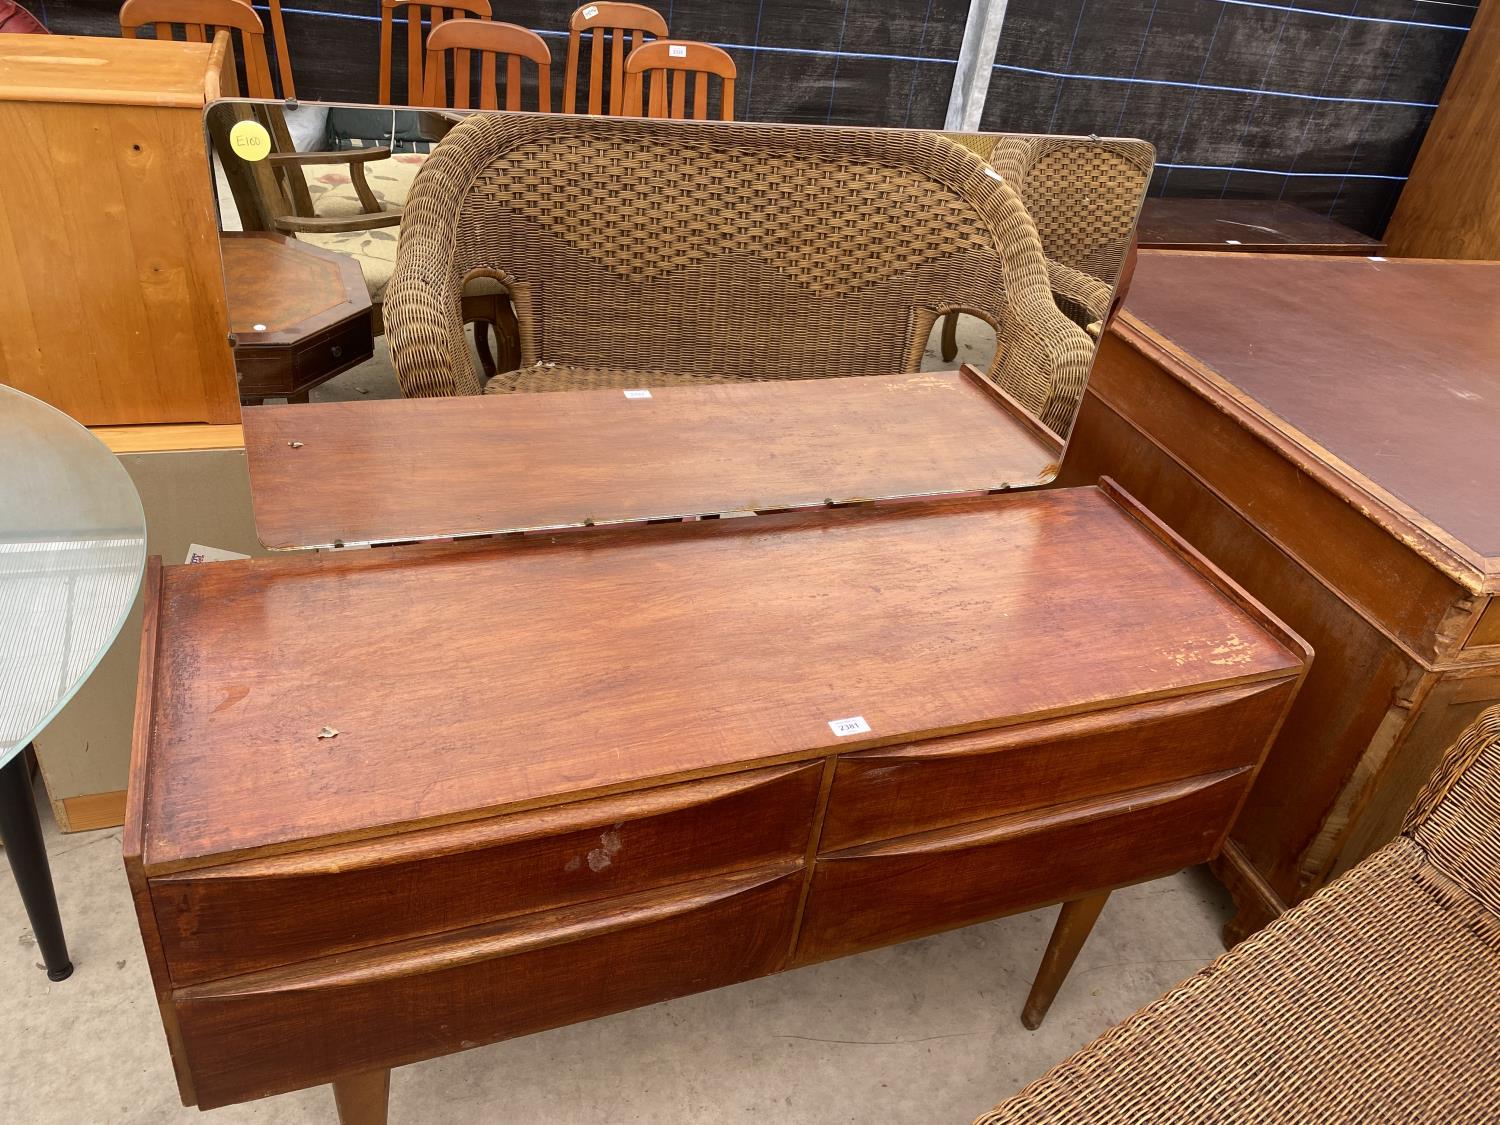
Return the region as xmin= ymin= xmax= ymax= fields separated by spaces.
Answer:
xmin=127 ymin=482 xmax=1305 ymax=1123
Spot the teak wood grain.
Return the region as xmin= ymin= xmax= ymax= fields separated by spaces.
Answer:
xmin=1060 ymin=251 xmax=1500 ymax=941
xmin=241 ymin=370 xmax=1063 ymax=549
xmin=137 ymin=485 xmax=1304 ymax=872
xmin=127 ymin=482 xmax=1307 ymax=1117
xmin=1135 ymin=199 xmax=1384 ymax=254
xmin=796 ymin=770 xmax=1247 ymax=966
xmin=151 ymin=761 xmax=822 ymax=985
xmin=176 ymin=867 xmax=804 ymax=1108
xmin=818 ymin=678 xmax=1295 ymax=852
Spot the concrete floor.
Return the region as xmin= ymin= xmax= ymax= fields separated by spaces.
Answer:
xmin=1 ymin=771 xmax=1234 ymax=1124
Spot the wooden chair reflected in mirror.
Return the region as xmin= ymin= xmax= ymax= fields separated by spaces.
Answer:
xmin=563 ymin=2 xmax=668 ymax=115
xmin=378 ymin=0 xmax=492 ymax=106
xmin=419 ymin=19 xmax=551 ymax=111
xmin=623 ymin=39 xmax=736 ymax=121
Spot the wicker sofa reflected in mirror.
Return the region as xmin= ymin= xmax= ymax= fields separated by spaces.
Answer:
xmin=207 ymin=100 xmax=1151 ymax=448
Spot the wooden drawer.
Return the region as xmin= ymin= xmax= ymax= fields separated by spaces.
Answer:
xmin=795 ymin=769 xmax=1248 ymax=967
xmin=820 ymin=680 xmax=1291 ymax=851
xmin=175 ymin=867 xmax=801 ymax=1109
xmin=296 ymin=317 xmax=373 ymax=379
xmin=153 ymin=762 xmax=820 ymax=986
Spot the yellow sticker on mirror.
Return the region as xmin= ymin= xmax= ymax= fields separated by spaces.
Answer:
xmin=229 ymin=120 xmax=272 ymax=162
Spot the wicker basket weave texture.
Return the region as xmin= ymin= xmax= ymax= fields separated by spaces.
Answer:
xmin=949 ymin=133 xmax=1154 ymax=325
xmin=975 ymin=706 xmax=1500 ymax=1124
xmin=386 ymin=113 xmax=1095 ymax=432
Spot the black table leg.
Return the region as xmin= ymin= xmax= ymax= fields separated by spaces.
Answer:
xmin=0 ymin=750 xmax=72 ymax=981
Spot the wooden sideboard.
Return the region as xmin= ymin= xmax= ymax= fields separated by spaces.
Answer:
xmin=1060 ymin=251 xmax=1500 ymax=942
xmin=127 ymin=484 xmax=1305 ymax=1121
xmin=0 ymin=34 xmax=240 ymax=425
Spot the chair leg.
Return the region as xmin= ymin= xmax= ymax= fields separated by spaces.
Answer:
xmin=0 ymin=750 xmax=72 ymax=981
xmin=473 ymin=319 xmax=497 ymax=382
xmin=332 ymin=1069 xmax=390 ymax=1125
xmin=940 ymin=310 xmax=960 ymax=363
xmin=1021 ymin=890 xmax=1110 ymax=1030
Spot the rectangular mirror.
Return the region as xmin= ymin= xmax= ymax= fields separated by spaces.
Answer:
xmin=205 ymin=99 xmax=1152 ymax=550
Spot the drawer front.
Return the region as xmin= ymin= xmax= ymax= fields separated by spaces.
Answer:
xmin=292 ymin=318 xmax=372 ymax=382
xmin=153 ymin=762 xmax=821 ymax=986
xmin=175 ymin=867 xmax=801 ymax=1109
xmin=820 ymin=679 xmax=1290 ymax=852
xmin=796 ymin=769 xmax=1247 ymax=967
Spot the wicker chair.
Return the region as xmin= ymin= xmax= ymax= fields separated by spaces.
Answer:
xmin=975 ymin=705 xmax=1500 ymax=1124
xmin=941 ymin=134 xmax=1153 ymax=361
xmin=385 ymin=113 xmax=1096 ymax=434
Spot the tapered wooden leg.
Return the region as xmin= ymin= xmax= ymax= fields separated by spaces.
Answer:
xmin=1021 ymin=891 xmax=1110 ymax=1030
xmin=332 ymin=1069 xmax=389 ymax=1125
xmin=940 ymin=310 xmax=960 ymax=362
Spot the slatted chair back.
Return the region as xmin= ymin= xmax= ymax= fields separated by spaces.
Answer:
xmin=386 ymin=114 xmax=1095 ymax=430
xmin=257 ymin=0 xmax=296 ymax=100
xmin=120 ymin=0 xmax=275 ymax=98
xmin=623 ymin=39 xmax=735 ymax=121
xmin=378 ymin=0 xmax=492 ymax=106
xmin=421 ymin=20 xmax=551 ymax=111
xmin=563 ymin=2 xmax=667 ymax=115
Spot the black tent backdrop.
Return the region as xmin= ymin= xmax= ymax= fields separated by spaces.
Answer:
xmin=36 ymin=0 xmax=1474 ymax=235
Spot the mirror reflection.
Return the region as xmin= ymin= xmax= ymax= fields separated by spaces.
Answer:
xmin=205 ymin=99 xmax=1151 ymax=550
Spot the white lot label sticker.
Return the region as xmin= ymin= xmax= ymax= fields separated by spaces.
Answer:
xmin=582 ymin=4 xmax=598 ymax=17
xmin=1224 ymin=239 xmax=1242 ymax=245
xmin=983 ymin=167 xmax=1004 ymax=182
xmin=623 ymin=389 xmax=652 ymax=399
xmin=1369 ymin=255 xmax=1387 ymax=262
xmin=669 ymin=44 xmax=688 ymax=57
xmin=828 ymin=716 xmax=871 ymax=737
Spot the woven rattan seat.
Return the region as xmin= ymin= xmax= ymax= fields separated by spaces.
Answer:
xmin=386 ymin=113 xmax=1096 ymax=433
xmin=976 ymin=706 xmax=1500 ymax=1124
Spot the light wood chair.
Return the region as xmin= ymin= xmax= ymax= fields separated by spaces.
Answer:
xmin=563 ymin=2 xmax=667 ymax=115
xmin=420 ymin=19 xmax=551 ymax=111
xmin=378 ymin=0 xmax=492 ymax=106
xmin=120 ymin=0 xmax=275 ymax=97
xmin=623 ymin=39 xmax=736 ymax=121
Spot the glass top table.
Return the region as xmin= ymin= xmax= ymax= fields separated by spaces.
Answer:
xmin=1 ymin=385 xmax=146 ymax=980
